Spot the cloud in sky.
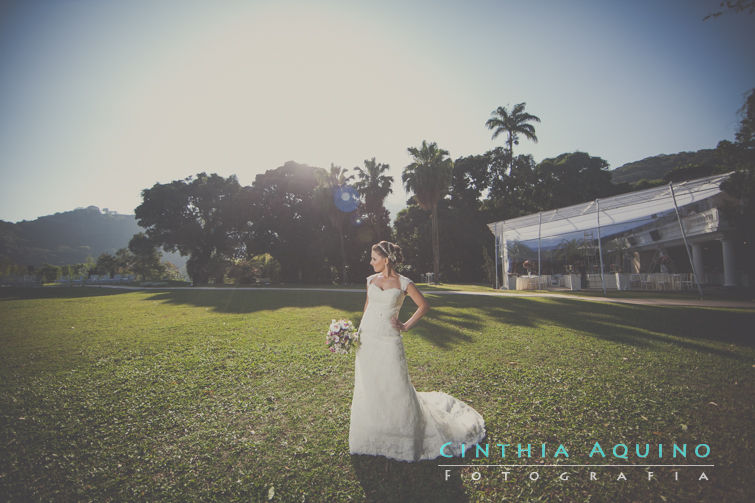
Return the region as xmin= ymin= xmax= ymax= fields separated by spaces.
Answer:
xmin=1 ymin=0 xmax=753 ymax=222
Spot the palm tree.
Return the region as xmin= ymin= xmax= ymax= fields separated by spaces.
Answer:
xmin=353 ymin=157 xmax=393 ymax=241
xmin=485 ymin=102 xmax=541 ymax=171
xmin=315 ymin=164 xmax=356 ymax=284
xmin=402 ymin=141 xmax=454 ymax=284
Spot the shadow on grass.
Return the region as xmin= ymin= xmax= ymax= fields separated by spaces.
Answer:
xmin=349 ymin=431 xmax=493 ymax=502
xmin=140 ymin=289 xmax=480 ymax=350
xmin=463 ymin=295 xmax=755 ymax=354
xmin=350 ymin=454 xmax=469 ymax=503
xmin=130 ymin=288 xmax=755 ymax=356
xmin=413 ymin=317 xmax=477 ymax=350
xmin=8 ymin=287 xmax=752 ymax=358
xmin=0 ymin=286 xmax=132 ymax=301
xmin=144 ymin=288 xmax=364 ymax=313
xmin=560 ymin=298 xmax=752 ymax=351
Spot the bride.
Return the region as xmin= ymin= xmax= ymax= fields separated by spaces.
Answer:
xmin=349 ymin=240 xmax=486 ymax=462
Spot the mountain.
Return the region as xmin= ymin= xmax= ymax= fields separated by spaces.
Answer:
xmin=609 ymin=148 xmax=727 ymax=184
xmin=0 ymin=206 xmax=187 ymax=271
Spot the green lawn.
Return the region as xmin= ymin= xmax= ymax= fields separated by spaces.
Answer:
xmin=1 ymin=287 xmax=753 ymax=502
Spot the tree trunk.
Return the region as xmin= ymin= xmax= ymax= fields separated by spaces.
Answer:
xmin=431 ymin=204 xmax=439 ymax=284
xmin=187 ymin=252 xmax=210 ymax=285
xmin=339 ymin=227 xmax=348 ymax=284
xmin=369 ymin=213 xmax=378 ymax=244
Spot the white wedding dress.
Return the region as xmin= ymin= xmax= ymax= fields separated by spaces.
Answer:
xmin=349 ymin=273 xmax=486 ymax=462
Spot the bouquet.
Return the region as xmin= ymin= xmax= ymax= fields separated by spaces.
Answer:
xmin=326 ymin=318 xmax=360 ymax=354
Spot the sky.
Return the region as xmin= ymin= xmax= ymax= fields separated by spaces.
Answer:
xmin=0 ymin=0 xmax=753 ymax=223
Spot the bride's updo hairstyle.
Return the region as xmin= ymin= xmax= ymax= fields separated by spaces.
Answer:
xmin=372 ymin=241 xmax=403 ymax=266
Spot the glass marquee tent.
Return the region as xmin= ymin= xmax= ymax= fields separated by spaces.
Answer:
xmin=486 ymin=172 xmax=736 ymax=294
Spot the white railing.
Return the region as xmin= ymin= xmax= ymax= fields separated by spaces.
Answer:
xmin=506 ymin=272 xmax=698 ymax=291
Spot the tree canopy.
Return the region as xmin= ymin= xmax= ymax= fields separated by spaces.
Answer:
xmin=135 ymin=172 xmax=246 ymax=284
xmin=485 ymin=102 xmax=541 ymax=160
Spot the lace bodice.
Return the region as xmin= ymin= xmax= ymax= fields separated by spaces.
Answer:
xmin=367 ymin=274 xmax=412 ymax=314
xmin=363 ymin=274 xmax=413 ymax=330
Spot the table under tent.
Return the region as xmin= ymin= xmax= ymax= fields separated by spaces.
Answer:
xmin=486 ymin=172 xmax=742 ymax=294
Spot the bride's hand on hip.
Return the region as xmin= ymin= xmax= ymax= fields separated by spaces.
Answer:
xmin=390 ymin=315 xmax=406 ymax=333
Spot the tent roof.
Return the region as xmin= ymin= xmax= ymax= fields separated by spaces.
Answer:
xmin=487 ymin=172 xmax=733 ymax=246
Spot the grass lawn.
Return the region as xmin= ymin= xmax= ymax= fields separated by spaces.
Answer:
xmin=1 ymin=287 xmax=753 ymax=502
xmin=236 ymin=280 xmax=755 ymax=304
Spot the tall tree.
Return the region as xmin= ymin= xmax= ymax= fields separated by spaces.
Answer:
xmin=353 ymin=157 xmax=393 ymax=242
xmin=735 ymin=88 xmax=755 ymax=147
xmin=315 ymin=164 xmax=356 ymax=284
xmin=402 ymin=140 xmax=453 ymax=283
xmin=135 ymin=173 xmax=245 ymax=284
xmin=114 ymin=248 xmax=135 ymax=276
xmin=393 ymin=200 xmax=433 ymax=276
xmin=485 ymin=102 xmax=541 ymax=172
xmin=718 ymin=88 xmax=755 ymax=288
xmin=95 ymin=252 xmax=119 ymax=278
xmin=445 ymin=154 xmax=495 ymax=282
xmin=247 ymin=162 xmax=329 ymax=283
xmin=483 ymin=151 xmax=539 ymax=221
xmin=534 ymin=152 xmax=615 ymax=209
xmin=128 ymin=232 xmax=165 ymax=280
xmin=450 ymin=153 xmax=492 ymax=210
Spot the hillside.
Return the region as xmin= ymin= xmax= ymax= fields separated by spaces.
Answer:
xmin=609 ymin=148 xmax=726 ymax=184
xmin=0 ymin=206 xmax=186 ymax=271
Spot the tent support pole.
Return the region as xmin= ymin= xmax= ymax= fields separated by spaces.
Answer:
xmin=669 ymin=182 xmax=704 ymax=299
xmin=538 ymin=212 xmax=542 ymax=278
xmin=596 ymin=198 xmax=607 ymax=296
xmin=494 ymin=223 xmax=499 ymax=290
xmin=502 ymin=225 xmax=508 ymax=290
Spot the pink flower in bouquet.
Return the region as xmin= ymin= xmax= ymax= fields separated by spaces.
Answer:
xmin=326 ymin=318 xmax=360 ymax=354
